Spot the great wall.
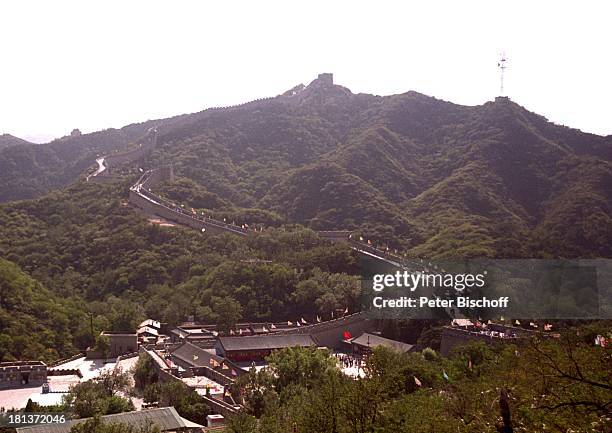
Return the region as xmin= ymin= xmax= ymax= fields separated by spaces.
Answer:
xmin=86 ymin=125 xmax=421 ymax=269
xmin=130 ymin=165 xmax=419 ymax=267
xmin=83 ymin=71 xmax=434 ymax=272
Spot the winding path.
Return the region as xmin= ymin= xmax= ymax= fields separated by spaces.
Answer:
xmin=86 ymin=157 xmax=106 ymax=181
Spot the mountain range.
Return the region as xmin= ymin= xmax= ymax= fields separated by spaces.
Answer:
xmin=1 ymin=74 xmax=610 ymax=258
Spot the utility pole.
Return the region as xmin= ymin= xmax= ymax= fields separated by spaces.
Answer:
xmin=498 ymin=52 xmax=508 ymax=95
xmin=89 ymin=312 xmax=94 ymax=345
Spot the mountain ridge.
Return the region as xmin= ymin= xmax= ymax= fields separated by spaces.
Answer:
xmin=0 ymin=133 xmax=33 ymax=150
xmin=1 ymin=75 xmax=610 ymax=257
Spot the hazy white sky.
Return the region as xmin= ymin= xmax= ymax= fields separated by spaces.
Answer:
xmin=1 ymin=0 xmax=611 ymax=142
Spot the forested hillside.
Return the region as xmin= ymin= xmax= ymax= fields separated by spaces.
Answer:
xmin=145 ymin=76 xmax=612 ymax=258
xmin=0 ymin=122 xmax=157 ymax=201
xmin=2 ymin=76 xmax=610 ymax=257
xmin=0 ymin=180 xmax=361 ymax=361
xmin=0 ymin=134 xmax=32 ymax=150
xmin=0 ymin=257 xmax=87 ymax=362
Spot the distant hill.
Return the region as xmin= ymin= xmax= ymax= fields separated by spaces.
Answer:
xmin=0 ymin=122 xmax=157 ymax=201
xmin=0 ymin=133 xmax=32 ymax=150
xmin=1 ymin=75 xmax=610 ymax=257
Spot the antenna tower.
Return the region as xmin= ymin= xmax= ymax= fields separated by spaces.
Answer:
xmin=498 ymin=52 xmax=508 ymax=95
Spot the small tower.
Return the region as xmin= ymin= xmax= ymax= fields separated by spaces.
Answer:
xmin=317 ymin=73 xmax=333 ymax=86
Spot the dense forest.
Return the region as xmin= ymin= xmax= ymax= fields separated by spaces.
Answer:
xmin=0 ymin=179 xmax=362 ymax=362
xmin=1 ymin=75 xmax=611 ymax=362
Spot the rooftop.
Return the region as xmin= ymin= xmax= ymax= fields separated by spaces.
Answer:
xmin=138 ymin=319 xmax=161 ymax=329
xmin=350 ymin=333 xmax=414 ymax=353
xmin=218 ymin=334 xmax=316 ymax=352
xmin=0 ymin=361 xmax=46 ymax=366
xmin=16 ymin=407 xmax=202 ymax=433
xmin=101 ymin=332 xmax=137 ymax=337
xmin=137 ymin=326 xmax=159 ymax=336
xmin=171 ymin=341 xmax=224 ymax=367
xmin=0 ymin=361 xmax=46 ymax=370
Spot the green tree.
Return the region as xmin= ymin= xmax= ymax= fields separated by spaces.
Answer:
xmin=235 ymin=367 xmax=278 ymax=417
xmin=132 ymin=354 xmax=159 ymax=391
xmin=212 ymin=296 xmax=243 ymax=333
xmin=157 ymin=381 xmax=210 ymax=425
xmin=226 ymin=412 xmax=258 ymax=433
xmin=94 ymin=334 xmax=111 ymax=360
xmin=98 ymin=368 xmax=131 ymax=397
xmin=267 ymin=347 xmax=337 ymax=394
xmin=63 ymin=370 xmax=134 ymax=418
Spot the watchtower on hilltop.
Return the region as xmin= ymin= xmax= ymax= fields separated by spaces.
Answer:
xmin=317 ymin=73 xmax=333 ymax=86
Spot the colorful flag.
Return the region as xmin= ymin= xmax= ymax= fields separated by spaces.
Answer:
xmin=343 ymin=330 xmax=352 ymax=340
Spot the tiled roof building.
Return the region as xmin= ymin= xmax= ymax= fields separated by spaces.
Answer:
xmin=349 ymin=333 xmax=414 ymax=354
xmin=215 ymin=334 xmax=317 ymax=362
xmin=16 ymin=407 xmax=203 ymax=433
